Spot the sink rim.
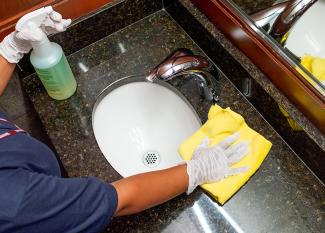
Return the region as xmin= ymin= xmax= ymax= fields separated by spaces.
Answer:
xmin=91 ymin=75 xmax=203 ymax=176
xmin=92 ymin=75 xmax=202 ymax=126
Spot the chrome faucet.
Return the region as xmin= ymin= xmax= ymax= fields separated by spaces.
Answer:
xmin=146 ymin=49 xmax=219 ymax=103
xmin=251 ymin=0 xmax=318 ymax=38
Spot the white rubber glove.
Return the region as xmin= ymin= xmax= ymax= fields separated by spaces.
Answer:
xmin=186 ymin=132 xmax=249 ymax=194
xmin=0 ymin=8 xmax=71 ymax=63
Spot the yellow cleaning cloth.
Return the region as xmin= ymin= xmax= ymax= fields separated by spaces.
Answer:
xmin=278 ymin=105 xmax=302 ymax=131
xmin=299 ymin=55 xmax=325 ymax=95
xmin=179 ymin=105 xmax=272 ymax=205
xmin=277 ymin=55 xmax=325 ymax=131
xmin=280 ymin=55 xmax=325 ymax=129
xmin=301 ymin=55 xmax=325 ymax=83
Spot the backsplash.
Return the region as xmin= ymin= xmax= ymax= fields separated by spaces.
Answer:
xmin=17 ymin=0 xmax=162 ymax=78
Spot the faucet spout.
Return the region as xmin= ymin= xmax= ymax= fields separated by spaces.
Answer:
xmin=146 ymin=49 xmax=210 ymax=82
xmin=146 ymin=49 xmax=219 ymax=103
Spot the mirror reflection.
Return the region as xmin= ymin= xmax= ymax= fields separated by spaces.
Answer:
xmin=232 ymin=0 xmax=325 ymax=95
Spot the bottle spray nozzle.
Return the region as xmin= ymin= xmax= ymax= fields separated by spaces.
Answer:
xmin=15 ymin=6 xmax=53 ymax=31
xmin=15 ymin=6 xmax=54 ymax=56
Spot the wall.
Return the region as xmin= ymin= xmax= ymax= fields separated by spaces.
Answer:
xmin=0 ymin=0 xmax=114 ymax=40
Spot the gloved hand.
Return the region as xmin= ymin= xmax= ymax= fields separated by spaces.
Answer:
xmin=0 ymin=7 xmax=71 ymax=63
xmin=186 ymin=132 xmax=249 ymax=194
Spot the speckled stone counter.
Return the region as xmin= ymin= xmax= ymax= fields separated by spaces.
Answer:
xmin=168 ymin=0 xmax=325 ymax=181
xmin=22 ymin=11 xmax=324 ymax=233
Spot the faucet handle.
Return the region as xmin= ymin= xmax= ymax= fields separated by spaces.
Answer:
xmin=146 ymin=49 xmax=210 ymax=81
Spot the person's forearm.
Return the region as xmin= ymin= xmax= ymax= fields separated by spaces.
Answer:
xmin=112 ymin=164 xmax=188 ymax=216
xmin=0 ymin=55 xmax=15 ymax=95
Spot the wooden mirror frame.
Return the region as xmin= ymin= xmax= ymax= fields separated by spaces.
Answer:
xmin=0 ymin=0 xmax=113 ymax=41
xmin=191 ymin=0 xmax=325 ymax=133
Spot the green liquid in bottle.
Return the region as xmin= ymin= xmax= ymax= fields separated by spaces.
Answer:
xmin=35 ymin=54 xmax=77 ymax=100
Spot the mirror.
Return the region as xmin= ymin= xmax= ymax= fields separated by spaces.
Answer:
xmin=231 ymin=0 xmax=325 ymax=96
xmin=191 ymin=0 xmax=325 ymax=131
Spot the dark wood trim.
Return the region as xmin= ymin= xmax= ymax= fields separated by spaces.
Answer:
xmin=0 ymin=0 xmax=113 ymax=40
xmin=191 ymin=0 xmax=325 ymax=133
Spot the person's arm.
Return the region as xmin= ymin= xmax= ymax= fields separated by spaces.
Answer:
xmin=112 ymin=133 xmax=249 ymax=216
xmin=113 ymin=164 xmax=188 ymax=216
xmin=0 ymin=55 xmax=15 ymax=95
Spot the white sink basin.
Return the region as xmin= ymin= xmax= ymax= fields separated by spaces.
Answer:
xmin=92 ymin=76 xmax=201 ymax=177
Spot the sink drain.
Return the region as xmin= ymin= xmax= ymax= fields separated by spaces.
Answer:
xmin=143 ymin=151 xmax=160 ymax=168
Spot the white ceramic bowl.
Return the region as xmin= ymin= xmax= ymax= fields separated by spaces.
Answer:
xmin=92 ymin=76 xmax=201 ymax=177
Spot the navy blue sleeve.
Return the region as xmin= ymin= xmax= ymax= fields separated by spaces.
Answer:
xmin=1 ymin=169 xmax=118 ymax=233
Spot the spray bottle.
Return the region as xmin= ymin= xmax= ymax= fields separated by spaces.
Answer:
xmin=16 ymin=6 xmax=76 ymax=100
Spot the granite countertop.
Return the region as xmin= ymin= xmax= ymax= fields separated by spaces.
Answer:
xmin=171 ymin=0 xmax=325 ymax=180
xmin=22 ymin=10 xmax=324 ymax=233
